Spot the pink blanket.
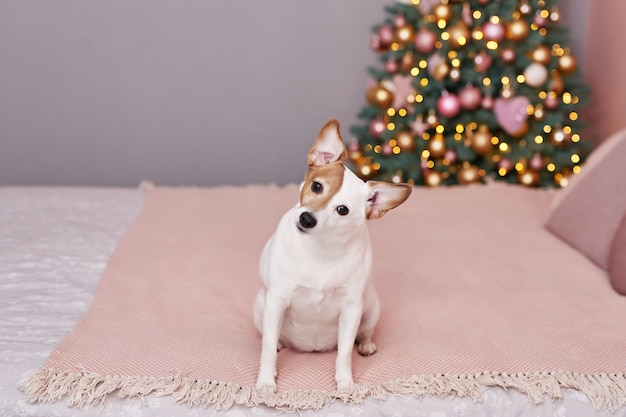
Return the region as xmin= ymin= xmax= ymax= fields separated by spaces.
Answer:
xmin=20 ymin=183 xmax=626 ymax=411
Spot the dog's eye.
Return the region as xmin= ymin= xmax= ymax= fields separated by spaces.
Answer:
xmin=336 ymin=205 xmax=349 ymax=216
xmin=311 ymin=181 xmax=323 ymax=193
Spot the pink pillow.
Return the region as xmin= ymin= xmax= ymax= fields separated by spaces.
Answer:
xmin=545 ymin=128 xmax=626 ymax=269
xmin=609 ymin=215 xmax=626 ymax=295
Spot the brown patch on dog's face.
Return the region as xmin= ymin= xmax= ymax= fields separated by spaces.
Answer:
xmin=300 ymin=162 xmax=345 ymax=211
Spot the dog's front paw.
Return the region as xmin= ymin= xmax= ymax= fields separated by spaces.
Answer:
xmin=357 ymin=339 xmax=377 ymax=356
xmin=256 ymin=379 xmax=277 ymax=393
xmin=336 ymin=379 xmax=354 ymax=392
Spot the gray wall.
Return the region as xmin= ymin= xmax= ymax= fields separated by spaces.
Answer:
xmin=0 ymin=0 xmax=585 ymax=187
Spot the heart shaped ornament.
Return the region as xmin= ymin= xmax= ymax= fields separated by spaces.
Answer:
xmin=493 ymin=96 xmax=531 ymax=138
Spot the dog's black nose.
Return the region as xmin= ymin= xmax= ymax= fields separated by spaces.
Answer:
xmin=299 ymin=212 xmax=317 ymax=229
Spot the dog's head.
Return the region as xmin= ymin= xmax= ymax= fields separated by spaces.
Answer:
xmin=295 ymin=119 xmax=412 ymax=235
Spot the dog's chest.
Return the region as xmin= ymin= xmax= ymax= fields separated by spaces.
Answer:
xmin=288 ymin=285 xmax=346 ymax=320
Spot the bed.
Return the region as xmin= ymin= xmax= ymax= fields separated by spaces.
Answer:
xmin=2 ymin=129 xmax=626 ymax=417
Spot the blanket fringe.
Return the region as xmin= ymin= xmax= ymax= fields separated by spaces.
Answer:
xmin=19 ymin=368 xmax=626 ymax=412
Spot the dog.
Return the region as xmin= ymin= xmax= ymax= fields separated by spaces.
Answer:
xmin=254 ymin=119 xmax=412 ymax=392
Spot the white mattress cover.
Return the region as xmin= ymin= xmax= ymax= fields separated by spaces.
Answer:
xmin=1 ymin=186 xmax=623 ymax=417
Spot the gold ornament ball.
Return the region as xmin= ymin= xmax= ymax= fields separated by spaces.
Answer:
xmin=396 ymin=131 xmax=416 ymax=152
xmin=549 ymin=70 xmax=564 ymax=94
xmin=426 ymin=111 xmax=439 ymax=126
xmin=470 ymin=130 xmax=493 ymax=155
xmin=366 ymin=85 xmax=393 ymax=108
xmin=448 ymin=21 xmax=470 ymax=48
xmin=401 ymin=51 xmax=414 ymax=72
xmin=457 ymin=164 xmax=481 ymax=185
xmin=433 ymin=4 xmax=452 ymax=22
xmin=395 ymin=24 xmax=415 ymax=44
xmin=432 ymin=61 xmax=450 ymax=81
xmin=550 ymin=127 xmax=571 ymax=146
xmin=518 ymin=170 xmax=540 ymax=186
xmin=558 ymin=54 xmax=577 ymax=75
xmin=359 ymin=163 xmax=375 ymax=179
xmin=530 ymin=45 xmax=552 ymax=65
xmin=506 ymin=19 xmax=530 ymax=41
xmin=427 ymin=135 xmax=447 ymax=158
xmin=554 ymin=170 xmax=571 ymax=187
xmin=424 ymin=170 xmax=443 ymax=187
xmin=348 ymin=149 xmax=362 ymax=163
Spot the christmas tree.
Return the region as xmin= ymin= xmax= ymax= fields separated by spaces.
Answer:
xmin=349 ymin=0 xmax=591 ymax=187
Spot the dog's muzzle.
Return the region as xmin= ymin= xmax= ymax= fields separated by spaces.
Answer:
xmin=297 ymin=211 xmax=317 ymax=232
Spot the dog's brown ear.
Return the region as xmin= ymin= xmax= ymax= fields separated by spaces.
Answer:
xmin=307 ymin=119 xmax=347 ymax=168
xmin=365 ymin=182 xmax=412 ymax=220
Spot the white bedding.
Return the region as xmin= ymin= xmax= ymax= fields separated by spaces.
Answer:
xmin=1 ymin=186 xmax=623 ymax=417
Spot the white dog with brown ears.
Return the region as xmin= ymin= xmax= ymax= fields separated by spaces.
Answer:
xmin=254 ymin=119 xmax=412 ymax=392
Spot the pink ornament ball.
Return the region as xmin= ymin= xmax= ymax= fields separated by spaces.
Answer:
xmin=378 ymin=24 xmax=395 ymax=47
xmin=459 ymin=85 xmax=482 ymax=110
xmin=474 ymin=52 xmax=493 ymax=72
xmin=544 ymin=95 xmax=559 ymax=110
xmin=385 ymin=59 xmax=399 ymax=73
xmin=534 ymin=12 xmax=548 ymax=27
xmin=529 ymin=153 xmax=544 ymax=170
xmin=499 ymin=158 xmax=513 ymax=172
xmin=444 ymin=149 xmax=457 ymax=163
xmin=500 ymin=47 xmax=516 ymax=63
xmin=437 ymin=92 xmax=461 ymax=118
xmin=414 ymin=28 xmax=437 ymax=53
xmin=482 ymin=95 xmax=494 ymax=110
xmin=394 ymin=15 xmax=407 ymax=27
xmin=382 ymin=143 xmax=393 ymax=155
xmin=369 ymin=119 xmax=386 ymax=138
xmin=482 ymin=20 xmax=505 ymax=42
